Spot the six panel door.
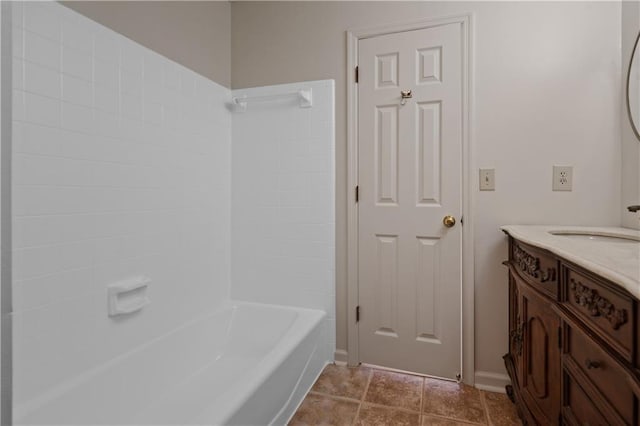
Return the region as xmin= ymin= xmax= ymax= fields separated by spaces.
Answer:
xmin=357 ymin=23 xmax=463 ymax=378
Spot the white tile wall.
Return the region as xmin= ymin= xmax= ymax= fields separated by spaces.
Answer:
xmin=231 ymin=80 xmax=336 ymax=360
xmin=11 ymin=1 xmax=231 ymax=415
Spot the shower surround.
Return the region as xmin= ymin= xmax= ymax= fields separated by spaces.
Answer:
xmin=231 ymin=80 xmax=336 ymax=362
xmin=8 ymin=2 xmax=334 ymax=424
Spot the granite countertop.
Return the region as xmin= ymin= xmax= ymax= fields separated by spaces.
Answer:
xmin=501 ymin=225 xmax=640 ymax=299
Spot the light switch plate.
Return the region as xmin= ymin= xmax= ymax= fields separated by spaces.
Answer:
xmin=479 ymin=169 xmax=495 ymax=191
xmin=552 ymin=165 xmax=573 ymax=191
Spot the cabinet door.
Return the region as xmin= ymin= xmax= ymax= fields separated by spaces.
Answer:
xmin=519 ymin=282 xmax=561 ymax=425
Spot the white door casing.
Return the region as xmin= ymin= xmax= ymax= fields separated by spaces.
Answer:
xmin=357 ymin=22 xmax=463 ymax=379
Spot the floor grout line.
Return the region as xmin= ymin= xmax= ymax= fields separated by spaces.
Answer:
xmin=355 ymin=400 xmax=422 ymax=415
xmin=307 ymin=391 xmax=361 ymax=404
xmin=351 ymin=366 xmax=373 ymax=425
xmin=424 ymin=412 xmax=487 ymax=425
xmin=418 ymin=374 xmax=425 ymax=425
xmin=359 ymin=367 xmax=373 ymax=403
xmin=291 ymin=364 xmax=517 ymax=426
xmin=479 ymin=390 xmax=492 ymax=426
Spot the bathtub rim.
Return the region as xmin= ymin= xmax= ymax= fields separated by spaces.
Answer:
xmin=14 ymin=300 xmax=326 ymax=425
xmin=192 ymin=300 xmax=326 ymax=425
xmin=130 ymin=299 xmax=326 ymax=425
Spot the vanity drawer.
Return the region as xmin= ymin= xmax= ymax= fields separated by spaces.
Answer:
xmin=510 ymin=240 xmax=559 ymax=299
xmin=564 ymin=322 xmax=634 ymax=424
xmin=563 ymin=267 xmax=633 ymax=361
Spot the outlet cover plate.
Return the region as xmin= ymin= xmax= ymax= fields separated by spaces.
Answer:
xmin=553 ymin=165 xmax=573 ymax=191
xmin=479 ymin=169 xmax=495 ymax=191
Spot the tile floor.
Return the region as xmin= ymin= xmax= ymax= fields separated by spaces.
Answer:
xmin=289 ymin=364 xmax=521 ymax=426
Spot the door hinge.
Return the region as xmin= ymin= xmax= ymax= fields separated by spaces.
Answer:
xmin=356 ymin=305 xmax=360 ymax=322
xmin=355 ymin=185 xmax=359 ymax=203
xmin=355 ymin=66 xmax=359 ymax=83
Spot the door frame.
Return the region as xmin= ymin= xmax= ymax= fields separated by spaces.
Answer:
xmin=345 ymin=13 xmax=476 ymax=384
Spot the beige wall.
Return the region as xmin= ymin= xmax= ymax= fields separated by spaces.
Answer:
xmin=232 ymin=1 xmax=623 ymax=381
xmin=622 ymin=1 xmax=640 ymax=230
xmin=61 ymin=1 xmax=231 ymax=87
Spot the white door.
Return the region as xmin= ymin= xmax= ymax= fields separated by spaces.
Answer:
xmin=357 ymin=23 xmax=462 ymax=379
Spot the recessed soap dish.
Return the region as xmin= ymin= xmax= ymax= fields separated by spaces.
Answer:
xmin=107 ymin=276 xmax=151 ymax=317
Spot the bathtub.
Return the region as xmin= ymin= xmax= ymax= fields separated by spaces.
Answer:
xmin=15 ymin=302 xmax=327 ymax=425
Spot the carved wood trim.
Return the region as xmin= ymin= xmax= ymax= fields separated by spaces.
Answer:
xmin=569 ymin=278 xmax=629 ymax=330
xmin=513 ymin=244 xmax=556 ymax=283
xmin=510 ymin=315 xmax=524 ymax=356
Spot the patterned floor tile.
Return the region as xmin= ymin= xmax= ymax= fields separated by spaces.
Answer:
xmin=311 ymin=364 xmax=371 ymax=400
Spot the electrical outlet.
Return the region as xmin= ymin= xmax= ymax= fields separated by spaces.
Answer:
xmin=552 ymin=165 xmax=573 ymax=191
xmin=479 ymin=169 xmax=495 ymax=191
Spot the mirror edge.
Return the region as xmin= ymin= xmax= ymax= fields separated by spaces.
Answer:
xmin=626 ymin=30 xmax=640 ymax=142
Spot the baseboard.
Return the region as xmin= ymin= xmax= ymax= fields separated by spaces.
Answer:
xmin=474 ymin=371 xmax=510 ymax=394
xmin=333 ymin=349 xmax=348 ymax=364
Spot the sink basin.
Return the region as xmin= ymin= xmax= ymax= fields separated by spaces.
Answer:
xmin=549 ymin=231 xmax=640 ymax=243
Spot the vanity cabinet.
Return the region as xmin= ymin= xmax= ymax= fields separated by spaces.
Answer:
xmin=503 ymin=235 xmax=640 ymax=425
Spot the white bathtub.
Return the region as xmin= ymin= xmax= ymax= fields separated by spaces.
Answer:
xmin=15 ymin=302 xmax=327 ymax=425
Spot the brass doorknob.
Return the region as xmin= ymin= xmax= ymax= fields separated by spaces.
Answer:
xmin=443 ymin=215 xmax=456 ymax=228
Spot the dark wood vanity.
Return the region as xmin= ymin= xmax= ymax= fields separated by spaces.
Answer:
xmin=503 ymin=233 xmax=640 ymax=425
